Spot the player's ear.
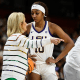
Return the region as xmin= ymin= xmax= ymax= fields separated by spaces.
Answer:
xmin=42 ymin=13 xmax=45 ymax=18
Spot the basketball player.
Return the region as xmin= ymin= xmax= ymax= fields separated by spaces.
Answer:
xmin=1 ymin=12 xmax=64 ymax=80
xmin=26 ymin=1 xmax=74 ymax=80
xmin=63 ymin=36 xmax=80 ymax=80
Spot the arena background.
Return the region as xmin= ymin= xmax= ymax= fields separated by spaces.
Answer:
xmin=0 ymin=0 xmax=80 ymax=80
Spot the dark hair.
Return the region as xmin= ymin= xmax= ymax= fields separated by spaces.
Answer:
xmin=32 ymin=1 xmax=48 ymax=20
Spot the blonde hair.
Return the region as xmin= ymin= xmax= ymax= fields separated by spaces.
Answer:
xmin=7 ymin=12 xmax=25 ymax=37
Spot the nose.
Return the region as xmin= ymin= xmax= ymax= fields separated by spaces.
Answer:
xmin=33 ymin=13 xmax=36 ymax=17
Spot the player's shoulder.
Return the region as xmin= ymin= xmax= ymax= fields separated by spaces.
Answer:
xmin=27 ymin=22 xmax=32 ymax=28
xmin=27 ymin=21 xmax=34 ymax=26
xmin=48 ymin=21 xmax=58 ymax=29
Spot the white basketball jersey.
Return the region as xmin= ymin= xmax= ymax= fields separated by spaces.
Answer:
xmin=28 ymin=21 xmax=54 ymax=64
xmin=1 ymin=33 xmax=28 ymax=80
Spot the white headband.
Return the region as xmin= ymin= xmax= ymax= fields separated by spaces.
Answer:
xmin=31 ymin=4 xmax=45 ymax=14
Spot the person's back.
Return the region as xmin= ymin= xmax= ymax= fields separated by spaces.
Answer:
xmin=1 ymin=33 xmax=28 ymax=80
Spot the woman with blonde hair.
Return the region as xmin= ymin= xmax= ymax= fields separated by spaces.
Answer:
xmin=1 ymin=12 xmax=64 ymax=80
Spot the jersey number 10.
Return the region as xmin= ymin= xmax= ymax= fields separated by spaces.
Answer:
xmin=32 ymin=36 xmax=47 ymax=53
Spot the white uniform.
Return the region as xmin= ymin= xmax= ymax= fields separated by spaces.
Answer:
xmin=1 ymin=33 xmax=51 ymax=80
xmin=28 ymin=21 xmax=58 ymax=80
xmin=63 ymin=36 xmax=80 ymax=80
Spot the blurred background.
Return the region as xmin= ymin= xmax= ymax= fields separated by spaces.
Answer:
xmin=0 ymin=0 xmax=80 ymax=80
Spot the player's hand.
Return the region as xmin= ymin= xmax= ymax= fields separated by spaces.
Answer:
xmin=30 ymin=55 xmax=37 ymax=62
xmin=46 ymin=57 xmax=56 ymax=64
xmin=33 ymin=61 xmax=36 ymax=68
xmin=28 ymin=53 xmax=37 ymax=62
xmin=50 ymin=37 xmax=64 ymax=45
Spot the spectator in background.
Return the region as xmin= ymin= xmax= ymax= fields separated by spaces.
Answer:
xmin=0 ymin=17 xmax=7 ymax=51
xmin=72 ymin=31 xmax=79 ymax=43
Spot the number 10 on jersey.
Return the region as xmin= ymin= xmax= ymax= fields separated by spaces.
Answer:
xmin=32 ymin=36 xmax=47 ymax=53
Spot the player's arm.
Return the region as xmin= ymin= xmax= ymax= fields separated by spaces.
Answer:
xmin=28 ymin=52 xmax=37 ymax=62
xmin=48 ymin=22 xmax=74 ymax=63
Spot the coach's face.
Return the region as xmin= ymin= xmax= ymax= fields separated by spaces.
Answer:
xmin=21 ymin=18 xmax=27 ymax=32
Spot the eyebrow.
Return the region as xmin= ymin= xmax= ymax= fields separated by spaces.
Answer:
xmin=36 ymin=10 xmax=40 ymax=11
xmin=31 ymin=9 xmax=40 ymax=12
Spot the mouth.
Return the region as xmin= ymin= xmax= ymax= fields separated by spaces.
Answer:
xmin=33 ymin=18 xmax=37 ymax=21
